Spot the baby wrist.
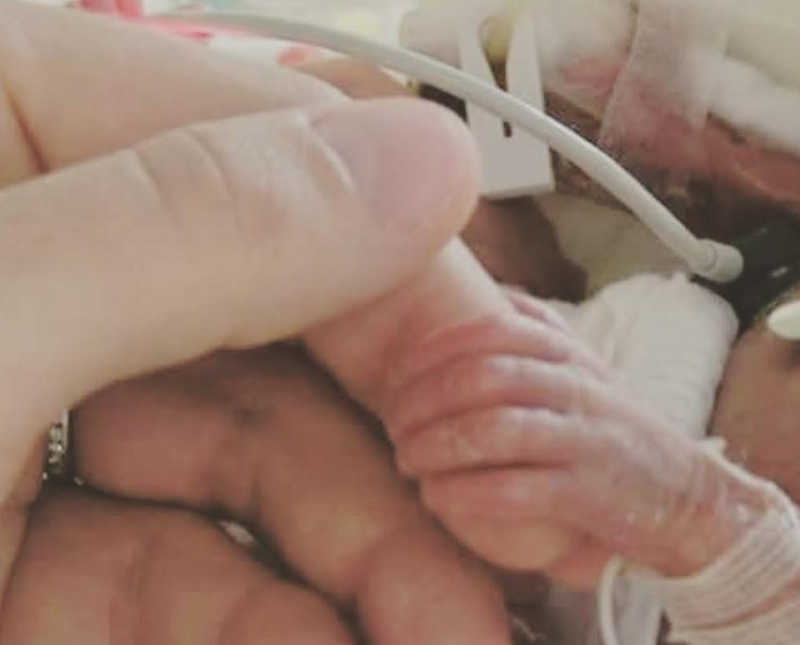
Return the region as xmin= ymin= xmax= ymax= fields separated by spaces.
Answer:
xmin=642 ymin=449 xmax=800 ymax=643
xmin=656 ymin=439 xmax=775 ymax=577
xmin=657 ymin=501 xmax=800 ymax=625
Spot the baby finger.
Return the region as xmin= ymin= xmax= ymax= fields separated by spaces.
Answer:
xmin=396 ymin=407 xmax=585 ymax=476
xmin=386 ymin=356 xmax=608 ymax=442
xmin=419 ymin=469 xmax=584 ymax=570
xmin=391 ymin=312 xmax=606 ymax=396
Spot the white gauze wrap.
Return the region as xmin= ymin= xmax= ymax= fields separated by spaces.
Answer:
xmin=551 ymin=273 xmax=738 ymax=442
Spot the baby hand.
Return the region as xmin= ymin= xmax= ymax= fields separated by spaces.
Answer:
xmin=384 ymin=293 xmax=770 ymax=587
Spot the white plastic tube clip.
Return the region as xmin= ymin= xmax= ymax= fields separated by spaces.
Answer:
xmin=458 ymin=8 xmax=554 ymax=200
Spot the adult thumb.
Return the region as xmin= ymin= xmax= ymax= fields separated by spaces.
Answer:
xmin=0 ymin=97 xmax=479 ymax=447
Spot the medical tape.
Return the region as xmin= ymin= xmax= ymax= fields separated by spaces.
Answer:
xmin=599 ymin=0 xmax=732 ymax=157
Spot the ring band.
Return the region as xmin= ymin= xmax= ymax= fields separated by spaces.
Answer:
xmin=43 ymin=409 xmax=71 ymax=481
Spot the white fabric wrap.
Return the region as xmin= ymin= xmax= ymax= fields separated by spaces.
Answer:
xmin=551 ymin=272 xmax=738 ymax=442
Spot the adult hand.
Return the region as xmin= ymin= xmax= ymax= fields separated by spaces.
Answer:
xmin=0 ymin=3 xmax=485 ymax=642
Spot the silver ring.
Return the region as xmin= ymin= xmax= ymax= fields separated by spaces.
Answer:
xmin=43 ymin=409 xmax=71 ymax=481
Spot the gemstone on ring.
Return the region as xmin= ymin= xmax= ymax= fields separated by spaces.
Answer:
xmin=43 ymin=409 xmax=71 ymax=481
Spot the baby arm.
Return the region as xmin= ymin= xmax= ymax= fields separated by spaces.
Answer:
xmin=307 ymin=239 xmax=788 ymax=589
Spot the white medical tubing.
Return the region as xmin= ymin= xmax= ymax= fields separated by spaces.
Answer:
xmin=157 ymin=11 xmax=743 ymax=283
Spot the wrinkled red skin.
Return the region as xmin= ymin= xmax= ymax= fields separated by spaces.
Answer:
xmin=562 ymin=57 xmax=800 ymax=210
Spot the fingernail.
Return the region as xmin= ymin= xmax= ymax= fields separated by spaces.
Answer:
xmin=312 ymin=98 xmax=480 ymax=237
